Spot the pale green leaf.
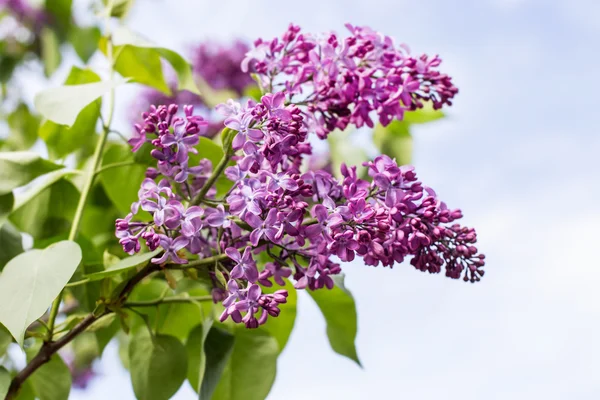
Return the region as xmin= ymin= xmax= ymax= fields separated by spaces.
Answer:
xmin=212 ymin=328 xmax=278 ymax=400
xmin=34 ymin=76 xmax=125 ymax=126
xmin=0 ymin=152 xmax=63 ymax=195
xmin=403 ymin=103 xmax=445 ymax=124
xmin=40 ymin=27 xmax=61 ymax=77
xmin=39 ymin=67 xmax=103 ymax=159
xmin=0 ymin=325 xmax=12 ymax=356
xmin=0 ymin=366 xmax=10 ymax=399
xmin=308 ymin=274 xmax=361 ymax=365
xmin=328 ymin=128 xmax=368 ymax=179
xmin=84 ymin=249 xmax=161 ymax=281
xmin=129 ymin=331 xmax=188 ymax=400
xmin=0 ymin=240 xmax=82 ymax=346
xmin=373 ymin=120 xmax=413 ymax=166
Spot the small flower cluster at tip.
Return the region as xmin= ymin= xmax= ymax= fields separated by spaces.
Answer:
xmin=242 ymin=23 xmax=458 ymax=138
xmin=117 ymin=25 xmax=482 ymax=330
xmin=191 ymin=40 xmax=255 ymax=96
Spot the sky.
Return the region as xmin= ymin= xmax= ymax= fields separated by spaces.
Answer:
xmin=24 ymin=0 xmax=600 ymax=398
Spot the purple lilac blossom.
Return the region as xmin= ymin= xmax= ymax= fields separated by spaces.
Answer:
xmin=116 ymin=24 xmax=484 ymax=330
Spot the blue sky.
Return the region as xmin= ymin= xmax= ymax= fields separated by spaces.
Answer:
xmin=37 ymin=0 xmax=600 ymax=398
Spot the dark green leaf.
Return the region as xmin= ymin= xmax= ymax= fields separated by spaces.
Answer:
xmin=70 ymin=25 xmax=101 ymax=63
xmin=185 ymin=321 xmax=212 ymax=392
xmin=40 ymin=27 xmax=61 ymax=77
xmin=261 ymin=280 xmax=297 ymax=353
xmin=190 ymin=137 xmax=233 ymax=197
xmin=0 ymin=152 xmax=63 ymax=195
xmin=100 ymin=144 xmax=146 ymax=214
xmin=0 ymin=222 xmax=23 ymax=270
xmin=84 ymin=249 xmax=161 ymax=281
xmin=0 ymin=240 xmax=82 ymax=346
xmin=10 ymin=170 xmax=79 ymax=240
xmin=39 ymin=67 xmax=102 ymax=159
xmin=0 ymin=192 xmax=14 ymax=228
xmin=199 ymin=326 xmax=235 ymax=399
xmin=26 ymin=342 xmax=72 ymax=400
xmin=129 ymin=332 xmax=188 ymax=400
xmin=307 ymin=275 xmax=361 ymax=365
xmin=211 ymin=328 xmax=278 ymax=400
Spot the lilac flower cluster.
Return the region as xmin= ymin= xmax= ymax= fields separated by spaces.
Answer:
xmin=242 ymin=24 xmax=458 ymax=138
xmin=117 ymin=25 xmax=484 ymax=330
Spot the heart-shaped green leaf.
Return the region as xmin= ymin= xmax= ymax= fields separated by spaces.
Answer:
xmin=0 ymin=240 xmax=82 ymax=346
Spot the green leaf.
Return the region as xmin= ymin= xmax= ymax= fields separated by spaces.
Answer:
xmin=129 ymin=331 xmax=188 ymax=400
xmin=102 ymin=0 xmax=136 ymax=18
xmin=110 ymin=43 xmax=170 ymax=94
xmin=40 ymin=27 xmax=61 ymax=77
xmin=0 ymin=325 xmax=12 ymax=356
xmin=328 ymin=128 xmax=368 ymax=179
xmin=185 ymin=321 xmax=212 ymax=392
xmin=0 ymin=366 xmax=10 ymax=399
xmin=34 ymin=73 xmax=124 ymax=127
xmin=10 ymin=170 xmax=79 ymax=240
xmin=0 ymin=222 xmax=23 ymax=270
xmin=212 ymin=328 xmax=278 ymax=400
xmin=85 ymin=249 xmax=161 ymax=281
xmin=403 ymin=103 xmax=445 ymax=124
xmin=111 ymin=27 xmax=200 ymax=95
xmin=69 ymin=25 xmax=101 ymax=63
xmin=26 ymin=342 xmax=72 ymax=400
xmin=0 ymin=192 xmax=14 ymax=228
xmin=373 ymin=120 xmax=412 ymax=166
xmin=6 ymin=103 xmax=40 ymax=151
xmin=307 ymin=275 xmax=361 ymax=365
xmin=261 ymin=280 xmax=297 ymax=353
xmin=44 ymin=0 xmax=72 ymax=37
xmin=39 ymin=67 xmax=103 ymax=159
xmin=100 ymin=144 xmax=146 ymax=213
xmin=0 ymin=240 xmax=81 ymax=346
xmin=198 ymin=326 xmax=235 ymax=399
xmin=0 ymin=152 xmax=63 ymax=195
